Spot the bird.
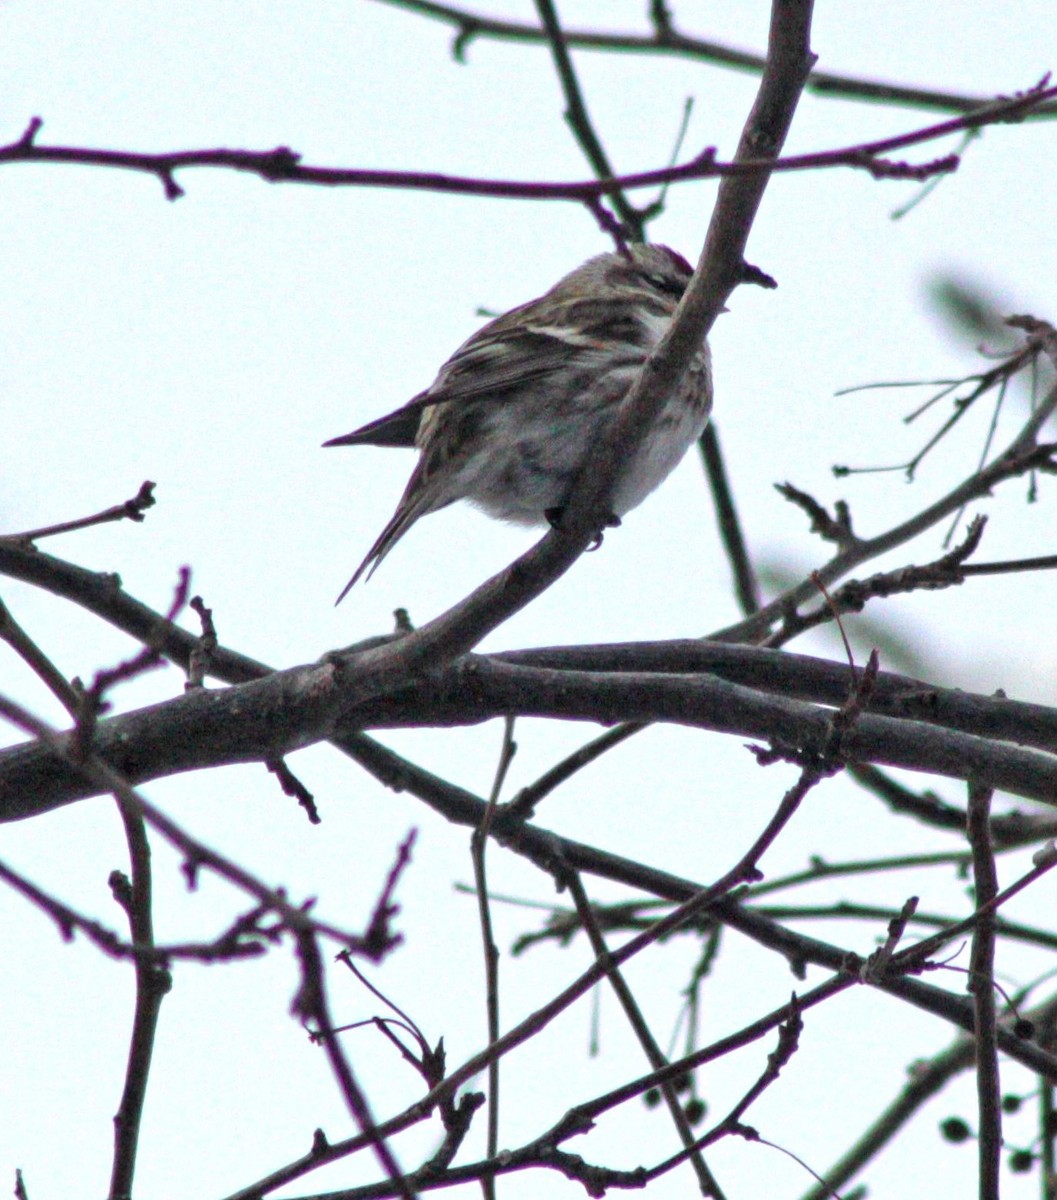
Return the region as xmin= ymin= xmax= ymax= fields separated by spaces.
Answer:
xmin=325 ymin=243 xmax=712 ymax=602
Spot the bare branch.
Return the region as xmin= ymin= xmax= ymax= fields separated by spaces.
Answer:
xmin=966 ymin=783 xmax=1002 ymax=1200
xmin=533 ymin=0 xmax=645 ymax=242
xmin=1 ymin=480 xmax=156 ymax=542
xmin=717 ymin=366 xmax=1057 ymax=644
xmin=5 ymin=86 xmax=1053 ymax=205
xmin=370 ymin=0 xmax=1057 ymax=117
xmin=563 ymin=869 xmax=725 ymax=1197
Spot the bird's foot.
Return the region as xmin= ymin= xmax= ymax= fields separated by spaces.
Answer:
xmin=588 ymin=513 xmax=621 ymax=550
xmin=544 ymin=508 xmax=621 ymax=550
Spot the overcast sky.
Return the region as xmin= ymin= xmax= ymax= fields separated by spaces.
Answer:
xmin=2 ymin=4 xmax=1056 ymax=1198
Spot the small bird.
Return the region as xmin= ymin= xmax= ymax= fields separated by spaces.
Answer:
xmin=325 ymin=243 xmax=712 ymax=601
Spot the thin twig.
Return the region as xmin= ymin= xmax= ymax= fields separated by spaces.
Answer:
xmin=370 ymin=0 xmax=1057 ymax=118
xmin=891 ymin=849 xmax=1057 ymax=972
xmin=966 ymin=782 xmax=1001 ymax=1200
xmin=471 ymin=715 xmax=516 ymax=1200
xmin=293 ymin=929 xmax=415 ymax=1199
xmin=744 ymin=850 xmax=972 ymax=899
xmin=0 ymin=859 xmax=277 ymax=962
xmin=798 ymin=1029 xmax=980 ymax=1200
xmin=0 ymin=695 xmax=381 ymax=951
xmin=1 ymin=481 xmax=156 ymax=542
xmin=765 ymin=515 xmax=990 ymax=646
xmin=717 ymin=373 xmax=1057 ymax=644
xmin=698 ymin=421 xmax=761 ymax=615
xmin=753 ymin=901 xmax=1057 ymax=953
xmin=645 ymin=998 xmax=803 ymax=1180
xmin=564 ymin=869 xmax=727 ymax=1198
xmin=0 ymin=596 xmax=82 ymax=712
xmin=847 ymin=761 xmax=1057 ymax=847
xmin=5 ymin=85 xmax=1053 ymax=203
xmin=108 ymin=796 xmax=168 ymax=1200
xmin=533 ymin=0 xmax=643 ymax=242
xmin=505 ymin=720 xmax=643 ymax=820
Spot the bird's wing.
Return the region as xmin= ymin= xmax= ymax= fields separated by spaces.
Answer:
xmin=323 ymin=295 xmax=646 ymax=450
xmin=323 ymin=398 xmax=427 ymax=449
xmin=428 ymin=294 xmax=646 ymax=402
xmin=322 ymin=328 xmax=579 ymax=451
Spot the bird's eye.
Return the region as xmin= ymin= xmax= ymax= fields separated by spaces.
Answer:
xmin=642 ymin=270 xmax=687 ymax=299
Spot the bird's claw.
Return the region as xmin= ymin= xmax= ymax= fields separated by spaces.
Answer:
xmin=588 ymin=513 xmax=621 ymax=551
xmin=545 ymin=508 xmax=621 ymax=551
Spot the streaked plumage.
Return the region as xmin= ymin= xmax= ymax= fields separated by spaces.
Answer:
xmin=326 ymin=244 xmax=712 ymax=601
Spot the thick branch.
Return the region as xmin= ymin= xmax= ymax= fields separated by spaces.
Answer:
xmin=4 ymin=533 xmax=1056 ymax=764
xmin=5 ymin=647 xmax=1057 ymax=820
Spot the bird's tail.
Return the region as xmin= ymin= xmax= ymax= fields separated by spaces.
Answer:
xmin=334 ymin=484 xmax=436 ymax=604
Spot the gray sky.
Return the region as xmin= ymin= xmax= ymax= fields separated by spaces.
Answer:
xmin=2 ymin=4 xmax=1056 ymax=1197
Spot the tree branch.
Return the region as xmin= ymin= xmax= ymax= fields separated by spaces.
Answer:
xmin=370 ymin=0 xmax=1057 ymax=117
xmin=6 ymin=86 xmax=1052 ymax=203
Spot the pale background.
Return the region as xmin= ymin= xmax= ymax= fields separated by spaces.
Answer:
xmin=1 ymin=3 xmax=1056 ymax=1197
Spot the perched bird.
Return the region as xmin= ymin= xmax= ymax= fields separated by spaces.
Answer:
xmin=325 ymin=243 xmax=712 ymax=601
